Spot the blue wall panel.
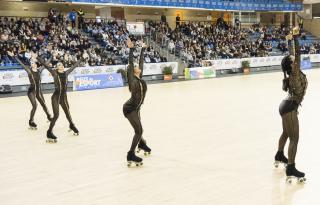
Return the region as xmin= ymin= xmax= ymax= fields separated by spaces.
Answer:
xmin=71 ymin=0 xmax=303 ymax=11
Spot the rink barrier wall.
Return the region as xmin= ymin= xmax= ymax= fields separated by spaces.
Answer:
xmin=1 ymin=57 xmax=320 ymax=94
xmin=202 ymin=54 xmax=320 ymax=71
xmin=0 ymin=62 xmax=179 ymax=86
xmin=186 ymin=54 xmax=319 ymax=79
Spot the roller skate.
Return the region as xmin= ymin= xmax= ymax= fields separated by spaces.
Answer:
xmin=286 ymin=163 xmax=306 ymax=184
xmin=28 ymin=120 xmax=37 ymax=130
xmin=137 ymin=140 xmax=151 ymax=156
xmin=69 ymin=123 xmax=79 ymax=136
xmin=127 ymin=151 xmax=143 ymax=167
xmin=274 ymin=151 xmax=288 ymax=168
xmin=46 ymin=130 xmax=57 ymax=143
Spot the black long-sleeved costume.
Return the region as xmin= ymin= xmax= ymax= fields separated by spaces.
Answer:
xmin=123 ymin=47 xmax=147 ymax=117
xmin=15 ymin=57 xmax=51 ymax=122
xmin=123 ymin=47 xmax=147 ymax=152
xmin=38 ymin=57 xmax=81 ymax=134
xmin=277 ymin=35 xmax=308 ymax=164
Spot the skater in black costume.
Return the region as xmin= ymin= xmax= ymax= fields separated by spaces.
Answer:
xmin=123 ymin=39 xmax=151 ymax=167
xmin=274 ymin=27 xmax=308 ymax=183
xmin=37 ymin=55 xmax=83 ymax=143
xmin=7 ymin=51 xmax=52 ymax=129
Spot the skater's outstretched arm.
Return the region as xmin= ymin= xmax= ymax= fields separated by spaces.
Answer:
xmin=292 ymin=27 xmax=301 ymax=74
xmin=37 ymin=56 xmax=55 ymax=75
xmin=15 ymin=56 xmax=32 ymax=75
xmin=126 ymin=39 xmax=141 ymax=106
xmin=287 ymin=26 xmax=301 ymax=75
xmin=66 ymin=57 xmax=82 ymax=75
xmin=127 ymin=38 xmax=135 ymax=91
xmin=139 ymin=43 xmax=146 ymax=78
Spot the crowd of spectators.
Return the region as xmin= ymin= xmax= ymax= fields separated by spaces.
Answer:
xmin=0 ymin=15 xmax=98 ymax=67
xmin=151 ymin=21 xmax=273 ymax=67
xmin=0 ymin=12 xmax=166 ymax=68
xmin=83 ymin=20 xmax=167 ymax=64
xmin=1 ymin=11 xmax=319 ymax=69
xmin=151 ymin=20 xmax=320 ymax=67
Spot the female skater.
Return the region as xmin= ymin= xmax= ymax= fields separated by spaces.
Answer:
xmin=274 ymin=27 xmax=308 ymax=183
xmin=123 ymin=39 xmax=151 ymax=167
xmin=38 ymin=56 xmax=82 ymax=143
xmin=8 ymin=51 xmax=52 ymax=129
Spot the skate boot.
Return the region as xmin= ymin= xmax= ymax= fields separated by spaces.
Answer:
xmin=69 ymin=123 xmax=79 ymax=136
xmin=274 ymin=151 xmax=288 ymax=168
xmin=46 ymin=130 xmax=57 ymax=143
xmin=137 ymin=140 xmax=151 ymax=156
xmin=29 ymin=120 xmax=37 ymax=130
xmin=127 ymin=151 xmax=143 ymax=167
xmin=286 ymin=163 xmax=306 ymax=183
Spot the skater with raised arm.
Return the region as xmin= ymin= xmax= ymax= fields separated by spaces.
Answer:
xmin=274 ymin=26 xmax=308 ymax=183
xmin=7 ymin=51 xmax=52 ymax=130
xmin=37 ymin=54 xmax=83 ymax=143
xmin=123 ymin=38 xmax=151 ymax=167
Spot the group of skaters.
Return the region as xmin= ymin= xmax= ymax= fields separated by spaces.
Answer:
xmin=9 ymin=25 xmax=307 ymax=182
xmin=8 ymin=37 xmax=151 ymax=167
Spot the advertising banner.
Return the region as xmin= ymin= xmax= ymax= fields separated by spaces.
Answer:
xmin=143 ymin=62 xmax=178 ymax=76
xmin=301 ymin=56 xmax=312 ymax=70
xmin=203 ymin=54 xmax=320 ymax=70
xmin=185 ymin=66 xmax=216 ymax=79
xmin=73 ymin=73 xmax=124 ymax=91
xmin=126 ymin=22 xmax=145 ymax=36
xmin=0 ymin=62 xmax=177 ymax=86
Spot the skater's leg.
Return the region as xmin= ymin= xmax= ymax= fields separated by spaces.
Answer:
xmin=61 ymin=95 xmax=74 ymax=125
xmin=138 ymin=111 xmax=145 ymax=142
xmin=48 ymin=95 xmax=60 ymax=132
xmin=278 ymin=117 xmax=289 ymax=151
xmin=127 ymin=110 xmax=143 ymax=152
xmin=36 ymin=90 xmax=51 ymax=120
xmin=61 ymin=95 xmax=79 ymax=134
xmin=27 ymin=89 xmax=37 ymax=122
xmin=283 ymin=111 xmax=300 ymax=165
xmin=136 ymin=111 xmax=151 ymax=154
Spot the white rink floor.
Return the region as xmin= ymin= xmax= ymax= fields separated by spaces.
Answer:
xmin=1 ymin=69 xmax=320 ymax=205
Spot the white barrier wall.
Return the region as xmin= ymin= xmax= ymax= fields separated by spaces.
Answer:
xmin=0 ymin=62 xmax=179 ymax=86
xmin=204 ymin=54 xmax=320 ymax=70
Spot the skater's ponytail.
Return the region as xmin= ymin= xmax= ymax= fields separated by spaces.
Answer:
xmin=281 ymin=55 xmax=292 ymax=92
xmin=281 ymin=55 xmax=293 ymax=76
xmin=282 ymin=72 xmax=289 ymax=92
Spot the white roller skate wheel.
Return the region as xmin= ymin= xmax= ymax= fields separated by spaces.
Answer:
xmin=298 ymin=178 xmax=306 ymax=183
xmin=286 ymin=177 xmax=292 ymax=183
xmin=144 ymin=152 xmax=150 ymax=156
